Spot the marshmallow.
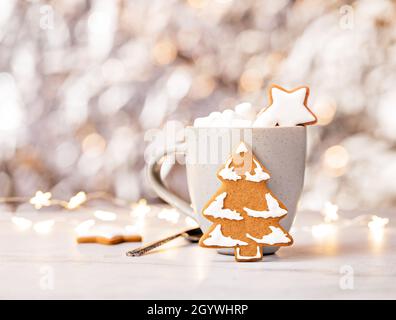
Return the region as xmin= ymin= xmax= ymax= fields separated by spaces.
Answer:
xmin=193 ymin=103 xmax=256 ymax=128
xmin=193 ymin=117 xmax=207 ymax=127
xmin=235 ymin=102 xmax=256 ymax=121
xmin=209 ymin=111 xmax=222 ymax=119
xmin=222 ymin=109 xmax=235 ymax=120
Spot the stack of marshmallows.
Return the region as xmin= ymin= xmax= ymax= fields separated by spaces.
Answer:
xmin=194 ymin=102 xmax=257 ymax=128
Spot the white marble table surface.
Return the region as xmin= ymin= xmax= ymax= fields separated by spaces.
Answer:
xmin=0 ymin=206 xmax=395 ymax=300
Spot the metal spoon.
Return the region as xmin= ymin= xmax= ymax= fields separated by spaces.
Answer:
xmin=126 ymin=227 xmax=202 ymax=257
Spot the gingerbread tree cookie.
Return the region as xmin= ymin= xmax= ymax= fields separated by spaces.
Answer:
xmin=199 ymin=142 xmax=293 ymax=262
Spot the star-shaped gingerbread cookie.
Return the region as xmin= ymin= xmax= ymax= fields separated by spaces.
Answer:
xmin=253 ymin=84 xmax=317 ymax=127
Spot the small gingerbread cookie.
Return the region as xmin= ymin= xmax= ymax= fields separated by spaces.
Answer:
xmin=253 ymin=84 xmax=317 ymax=127
xmin=199 ymin=142 xmax=293 ymax=262
xmin=76 ymin=224 xmax=142 ymax=245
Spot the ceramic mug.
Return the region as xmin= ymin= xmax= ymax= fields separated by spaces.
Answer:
xmin=147 ymin=126 xmax=306 ymax=255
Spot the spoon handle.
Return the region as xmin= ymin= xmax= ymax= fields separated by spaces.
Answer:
xmin=126 ymin=228 xmax=193 ymax=257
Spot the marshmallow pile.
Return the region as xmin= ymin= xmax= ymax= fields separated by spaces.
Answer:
xmin=193 ymin=102 xmax=257 ymax=128
xmin=193 ymin=85 xmax=317 ymax=128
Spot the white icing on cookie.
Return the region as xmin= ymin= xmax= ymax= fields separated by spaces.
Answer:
xmin=245 ymin=159 xmax=270 ymax=182
xmin=246 ymin=226 xmax=291 ymax=245
xmin=243 ymin=193 xmax=287 ymax=218
xmin=235 ymin=246 xmax=261 ymax=260
xmin=204 ymin=192 xmax=243 ymax=220
xmin=253 ymin=87 xmax=316 ymax=127
xmin=235 ymin=142 xmax=248 ymax=154
xmin=203 ymin=224 xmax=248 ymax=247
xmin=218 ymin=158 xmax=241 ymax=181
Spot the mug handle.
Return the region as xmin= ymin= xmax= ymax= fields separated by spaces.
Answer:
xmin=147 ymin=143 xmax=195 ymax=219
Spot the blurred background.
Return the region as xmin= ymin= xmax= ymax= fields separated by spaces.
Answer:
xmin=0 ymin=0 xmax=395 ymax=212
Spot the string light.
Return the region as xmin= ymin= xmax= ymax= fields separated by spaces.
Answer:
xmin=29 ymin=191 xmax=52 ymax=209
xmin=0 ymin=190 xmax=139 ymax=212
xmin=66 ymin=191 xmax=87 ymax=210
xmin=1 ymin=189 xmax=391 ymax=246
xmin=1 ymin=191 xmax=154 ymax=239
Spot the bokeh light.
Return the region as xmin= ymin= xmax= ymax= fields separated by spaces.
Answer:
xmin=322 ymin=145 xmax=349 ymax=177
xmin=0 ymin=0 xmax=394 ymax=212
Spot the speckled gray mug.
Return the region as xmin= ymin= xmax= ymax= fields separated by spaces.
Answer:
xmin=147 ymin=127 xmax=306 ymax=255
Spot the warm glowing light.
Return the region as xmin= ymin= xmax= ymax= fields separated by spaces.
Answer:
xmin=311 ymin=223 xmax=336 ymax=239
xmin=75 ymin=219 xmax=95 ymax=235
xmin=185 ymin=216 xmax=199 ymax=228
xmin=29 ymin=191 xmax=52 ymax=209
xmin=368 ymin=215 xmax=389 ymax=232
xmin=152 ymin=39 xmax=177 ymax=65
xmin=314 ymin=98 xmax=337 ymax=126
xmin=239 ymin=69 xmax=263 ymax=93
xmin=94 ymin=210 xmax=117 ymax=221
xmin=368 ymin=216 xmax=388 ymax=247
xmin=33 ymin=220 xmax=55 ymax=234
xmin=188 ymin=0 xmax=209 ymax=9
xmin=0 ymin=73 xmax=24 ymax=132
xmin=12 ymin=217 xmax=32 ymax=231
xmin=130 ymin=199 xmax=151 ymax=229
xmin=323 ymin=145 xmax=349 ymax=177
xmin=158 ymin=208 xmax=180 ymax=224
xmin=125 ymin=225 xmax=139 ymax=233
xmin=190 ymin=74 xmax=216 ymax=99
xmin=321 ymin=201 xmax=339 ymax=223
xmin=324 ymin=145 xmax=349 ymax=169
xmin=166 ymin=68 xmax=192 ymax=99
xmin=67 ymin=191 xmax=87 ymax=209
xmin=82 ymin=133 xmax=106 ymax=155
xmin=86 ymin=1 xmax=117 ymax=59
xmin=131 ymin=199 xmax=151 ymax=218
